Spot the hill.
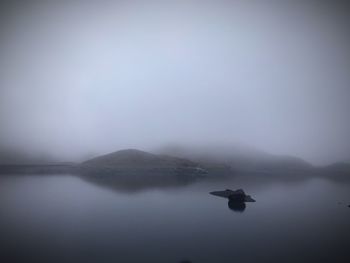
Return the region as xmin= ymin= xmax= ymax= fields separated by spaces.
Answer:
xmin=318 ymin=162 xmax=350 ymax=181
xmin=83 ymin=149 xmax=196 ymax=169
xmin=80 ymin=149 xmax=208 ymax=190
xmin=81 ymin=149 xmax=206 ymax=177
xmin=157 ymin=144 xmax=314 ymax=175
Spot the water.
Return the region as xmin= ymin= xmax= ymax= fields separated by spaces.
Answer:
xmin=0 ymin=174 xmax=349 ymax=263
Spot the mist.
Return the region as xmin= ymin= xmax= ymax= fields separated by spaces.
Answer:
xmin=1 ymin=0 xmax=350 ymax=165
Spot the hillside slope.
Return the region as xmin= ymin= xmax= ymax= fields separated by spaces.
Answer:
xmin=158 ymin=144 xmax=314 ymax=175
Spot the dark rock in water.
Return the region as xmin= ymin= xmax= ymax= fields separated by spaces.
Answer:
xmin=228 ymin=189 xmax=247 ymax=202
xmin=210 ymin=189 xmax=255 ymax=213
xmin=210 ymin=189 xmax=256 ymax=202
xmin=229 ymin=193 xmax=246 ymax=202
xmin=348 ymin=205 xmax=350 ymax=208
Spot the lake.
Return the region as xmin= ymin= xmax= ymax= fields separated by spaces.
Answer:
xmin=0 ymin=174 xmax=349 ymax=263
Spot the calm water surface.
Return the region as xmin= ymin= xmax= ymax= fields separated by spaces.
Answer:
xmin=0 ymin=174 xmax=349 ymax=263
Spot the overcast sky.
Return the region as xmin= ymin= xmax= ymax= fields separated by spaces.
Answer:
xmin=0 ymin=0 xmax=350 ymax=164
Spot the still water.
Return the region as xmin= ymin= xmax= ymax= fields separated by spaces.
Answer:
xmin=0 ymin=174 xmax=349 ymax=263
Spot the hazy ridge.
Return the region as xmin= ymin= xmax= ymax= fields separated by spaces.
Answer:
xmin=1 ymin=145 xmax=349 ymax=183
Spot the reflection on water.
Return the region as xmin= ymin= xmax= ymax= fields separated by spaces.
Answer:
xmin=228 ymin=200 xmax=246 ymax=212
xmin=0 ymin=174 xmax=349 ymax=263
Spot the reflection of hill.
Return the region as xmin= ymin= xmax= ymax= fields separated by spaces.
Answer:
xmin=79 ymin=171 xmax=196 ymax=192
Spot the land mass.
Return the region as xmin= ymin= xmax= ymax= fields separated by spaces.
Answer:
xmin=0 ymin=147 xmax=349 ymax=190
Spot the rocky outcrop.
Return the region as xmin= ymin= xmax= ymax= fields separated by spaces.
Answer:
xmin=210 ymin=189 xmax=256 ymax=202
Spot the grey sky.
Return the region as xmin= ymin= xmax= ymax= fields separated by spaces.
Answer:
xmin=1 ymin=0 xmax=350 ymax=164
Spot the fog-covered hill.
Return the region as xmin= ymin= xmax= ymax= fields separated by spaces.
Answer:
xmin=0 ymin=149 xmax=55 ymax=165
xmin=79 ymin=149 xmax=208 ymax=190
xmin=1 ymin=146 xmax=349 ymax=183
xmin=81 ymin=148 xmax=206 ymax=177
xmin=157 ymin=144 xmax=314 ymax=175
xmin=83 ymin=149 xmax=195 ymax=169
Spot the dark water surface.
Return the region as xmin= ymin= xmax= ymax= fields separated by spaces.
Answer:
xmin=0 ymin=174 xmax=349 ymax=263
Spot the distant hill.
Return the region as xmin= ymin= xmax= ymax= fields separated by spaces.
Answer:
xmin=318 ymin=162 xmax=350 ymax=181
xmin=0 ymin=148 xmax=76 ymax=174
xmin=1 ymin=147 xmax=348 ymax=186
xmin=83 ymin=149 xmax=195 ymax=169
xmin=0 ymin=149 xmax=55 ymax=165
xmin=157 ymin=144 xmax=314 ymax=175
xmin=84 ymin=148 xmax=233 ymax=177
xmin=82 ymin=149 xmax=205 ymax=176
xmin=80 ymin=149 xmax=208 ymax=187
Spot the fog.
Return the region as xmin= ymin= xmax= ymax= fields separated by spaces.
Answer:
xmin=0 ymin=0 xmax=350 ymax=164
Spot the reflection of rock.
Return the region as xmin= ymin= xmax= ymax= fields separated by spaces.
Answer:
xmin=228 ymin=200 xmax=246 ymax=212
xmin=210 ymin=188 xmax=255 ymax=212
